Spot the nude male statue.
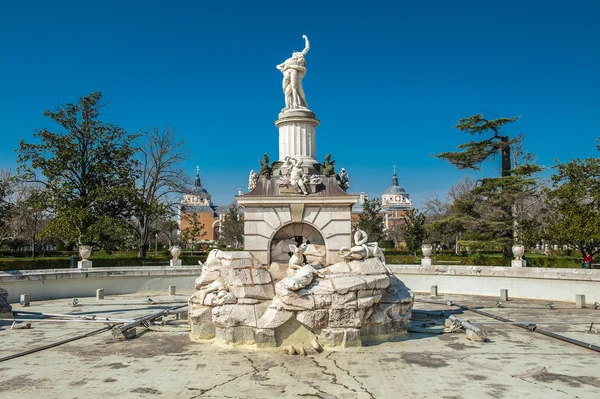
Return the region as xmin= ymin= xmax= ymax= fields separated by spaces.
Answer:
xmin=276 ymin=35 xmax=310 ymax=111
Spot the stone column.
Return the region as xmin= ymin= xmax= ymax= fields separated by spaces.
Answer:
xmin=276 ymin=110 xmax=319 ymax=165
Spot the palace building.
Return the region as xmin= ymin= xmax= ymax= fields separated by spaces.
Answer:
xmin=381 ymin=166 xmax=414 ymax=228
xmin=178 ymin=167 xmax=220 ymax=242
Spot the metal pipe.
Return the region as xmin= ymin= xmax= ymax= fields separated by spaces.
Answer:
xmin=0 ymin=325 xmax=114 ymax=363
xmin=2 ymin=318 xmax=127 ymax=324
xmin=111 ymin=305 xmax=187 ymax=339
xmin=415 ymin=298 xmax=600 ymax=353
xmin=13 ymin=310 xmax=132 ymax=322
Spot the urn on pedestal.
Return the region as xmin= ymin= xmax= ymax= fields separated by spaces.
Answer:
xmin=421 ymin=244 xmax=432 ymax=266
xmin=170 ymin=245 xmax=182 ymax=267
xmin=511 ymin=244 xmax=526 ymax=267
xmin=78 ymin=245 xmax=93 ymax=269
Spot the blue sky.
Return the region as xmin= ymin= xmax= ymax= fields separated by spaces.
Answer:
xmin=1 ymin=0 xmax=598 ymax=208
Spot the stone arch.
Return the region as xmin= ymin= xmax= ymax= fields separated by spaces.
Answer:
xmin=269 ymin=222 xmax=327 ymax=265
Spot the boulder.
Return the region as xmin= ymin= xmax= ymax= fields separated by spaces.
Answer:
xmin=257 ymin=307 xmax=294 ymax=329
xmin=296 ymin=309 xmax=329 ymax=329
xmin=347 ymin=258 xmax=389 ymax=275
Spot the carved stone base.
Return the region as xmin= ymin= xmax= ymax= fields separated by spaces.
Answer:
xmin=78 ymin=260 xmax=92 ymax=269
xmin=170 ymin=259 xmax=182 ymax=267
xmin=511 ymin=259 xmax=526 ymax=268
xmin=421 ymin=258 xmax=432 ymax=266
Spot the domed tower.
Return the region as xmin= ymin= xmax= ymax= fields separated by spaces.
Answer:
xmin=179 ymin=166 xmax=220 ymax=242
xmin=381 ymin=166 xmax=413 ymax=229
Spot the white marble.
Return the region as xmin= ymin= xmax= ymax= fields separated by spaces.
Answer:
xmin=276 ymin=35 xmax=310 ymax=112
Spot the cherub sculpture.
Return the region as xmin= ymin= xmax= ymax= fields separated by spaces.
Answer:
xmin=289 ymin=157 xmax=309 ymax=195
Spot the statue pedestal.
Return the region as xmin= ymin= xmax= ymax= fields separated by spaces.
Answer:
xmin=170 ymin=259 xmax=182 ymax=267
xmin=421 ymin=258 xmax=432 ymax=266
xmin=511 ymin=259 xmax=526 ymax=268
xmin=78 ymin=260 xmax=93 ymax=269
xmin=276 ymin=110 xmax=319 ymax=168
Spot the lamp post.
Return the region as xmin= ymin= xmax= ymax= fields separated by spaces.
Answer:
xmin=155 ymin=233 xmax=158 ymax=252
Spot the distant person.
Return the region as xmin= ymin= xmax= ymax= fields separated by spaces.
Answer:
xmin=581 ymin=252 xmax=593 ymax=269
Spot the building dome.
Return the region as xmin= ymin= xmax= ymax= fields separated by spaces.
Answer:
xmin=383 ymin=185 xmax=407 ymax=195
xmin=183 ymin=166 xmax=212 ymax=205
xmin=381 ymin=167 xmax=412 ymax=207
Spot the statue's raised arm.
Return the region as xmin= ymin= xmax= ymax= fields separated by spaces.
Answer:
xmin=300 ymin=35 xmax=310 ymax=57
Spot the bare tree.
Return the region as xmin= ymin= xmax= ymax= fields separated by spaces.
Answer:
xmin=131 ymin=126 xmax=190 ymax=258
xmin=7 ymin=182 xmax=50 ymax=258
xmin=0 ymin=169 xmax=14 ymax=244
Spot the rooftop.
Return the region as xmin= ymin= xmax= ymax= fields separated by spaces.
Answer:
xmin=1 ymin=292 xmax=599 ymax=398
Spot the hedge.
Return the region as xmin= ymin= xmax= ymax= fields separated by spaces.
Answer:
xmin=0 ymin=255 xmax=207 ymax=271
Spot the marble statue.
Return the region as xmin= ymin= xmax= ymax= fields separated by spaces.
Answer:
xmin=288 ymin=243 xmax=307 ymax=271
xmin=277 ymin=35 xmax=310 ymax=112
xmin=280 ymin=264 xmax=322 ymax=292
xmin=289 ymin=157 xmax=309 ymax=195
xmin=248 ymin=170 xmax=257 ymax=191
xmin=338 ymin=168 xmax=349 ymax=191
xmin=339 ymin=229 xmax=386 ymax=265
xmin=258 ymin=153 xmax=272 ymax=177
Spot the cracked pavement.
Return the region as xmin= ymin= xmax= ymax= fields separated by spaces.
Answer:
xmin=1 ymin=292 xmax=599 ymax=398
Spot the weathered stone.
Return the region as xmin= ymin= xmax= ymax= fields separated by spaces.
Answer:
xmin=361 ymin=275 xmax=390 ymax=290
xmin=189 ymin=306 xmax=215 ymax=340
xmin=203 ymin=293 xmax=217 ymax=306
xmin=379 ymin=290 xmax=400 ymax=304
xmin=348 ymin=258 xmax=389 ymax=275
xmin=212 ymin=304 xmax=257 ymax=328
xmin=328 ymin=309 xmax=366 ymax=328
xmin=325 ymin=262 xmax=350 ymax=274
xmin=356 ymin=290 xmax=383 ymax=309
xmin=320 ymin=328 xmax=344 ymax=346
xmin=188 ymin=290 xmax=207 ymax=305
xmin=222 ymin=258 xmax=254 ymax=270
xmin=306 ymin=279 xmax=336 ymax=295
xmin=237 ymin=298 xmax=260 ymax=305
xmin=278 ymin=293 xmax=315 ymax=310
xmin=343 ymin=328 xmax=362 ymax=348
xmin=296 ymin=309 xmax=329 ymax=329
xmin=195 ymin=268 xmax=220 ymax=289
xmin=229 ymin=283 xmax=275 ymax=300
xmin=267 ymin=262 xmax=288 ymax=282
xmin=257 ymin=307 xmax=294 ymax=328
xmin=225 ymin=326 xmax=256 ymax=343
xmin=255 ymin=328 xmax=277 ymax=347
xmin=215 ymin=327 xmax=226 ymax=340
xmin=313 ymin=294 xmax=332 ymax=308
xmin=329 ymin=275 xmax=368 ymax=294
xmin=217 ymin=251 xmax=254 ymax=260
xmin=305 ymin=244 xmax=326 ymax=264
xmin=331 ymin=291 xmax=357 ymax=309
xmin=222 ymin=268 xmax=253 ymax=286
xmin=251 ymin=269 xmax=272 ymax=285
xmin=386 ymin=275 xmax=413 ymax=301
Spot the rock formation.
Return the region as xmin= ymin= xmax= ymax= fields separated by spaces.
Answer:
xmin=189 ymin=249 xmax=413 ymax=351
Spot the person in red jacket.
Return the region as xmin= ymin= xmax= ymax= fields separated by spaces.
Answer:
xmin=581 ymin=252 xmax=593 ymax=269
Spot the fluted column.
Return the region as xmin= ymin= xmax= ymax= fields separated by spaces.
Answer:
xmin=275 ymin=110 xmax=320 ymax=163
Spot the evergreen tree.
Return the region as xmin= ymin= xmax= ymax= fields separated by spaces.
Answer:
xmin=433 ymin=115 xmax=542 ymax=253
xmin=542 ymin=141 xmax=600 ymax=256
xmin=403 ymin=209 xmax=427 ymax=255
xmin=355 ymin=198 xmax=385 ymax=243
xmin=218 ymin=204 xmax=244 ymax=249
